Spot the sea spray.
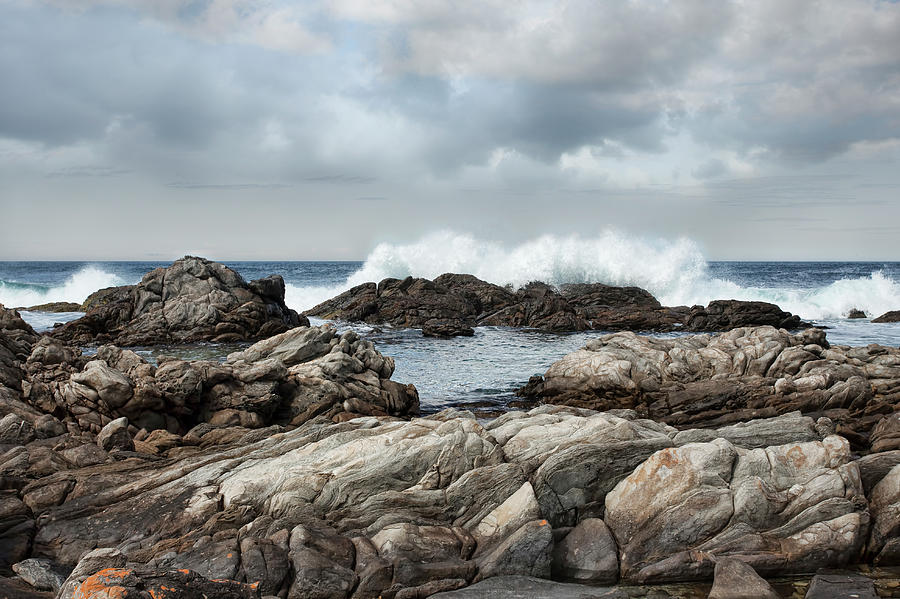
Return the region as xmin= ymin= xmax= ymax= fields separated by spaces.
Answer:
xmin=0 ymin=265 xmax=127 ymax=308
xmin=286 ymin=231 xmax=900 ymax=320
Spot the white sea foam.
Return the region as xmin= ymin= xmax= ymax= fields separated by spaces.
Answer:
xmin=0 ymin=266 xmax=127 ymax=308
xmin=285 ymin=231 xmax=900 ymax=321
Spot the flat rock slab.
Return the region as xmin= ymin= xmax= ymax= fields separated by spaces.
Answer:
xmin=805 ymin=572 xmax=878 ymax=599
xmin=430 ymin=576 xmax=628 ymax=598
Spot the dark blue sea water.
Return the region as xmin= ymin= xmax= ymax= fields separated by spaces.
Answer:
xmin=2 ymin=249 xmax=899 ymax=411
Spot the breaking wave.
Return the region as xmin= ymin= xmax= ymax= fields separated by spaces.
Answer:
xmin=287 ymin=231 xmax=900 ymax=321
xmin=0 ymin=266 xmax=126 ymax=308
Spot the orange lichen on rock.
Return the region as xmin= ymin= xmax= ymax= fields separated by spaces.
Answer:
xmin=73 ymin=568 xmax=134 ymax=599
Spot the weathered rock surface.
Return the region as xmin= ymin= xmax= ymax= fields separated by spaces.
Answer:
xmin=521 ymin=326 xmax=900 ymax=448
xmin=430 ymin=575 xmax=627 ymax=598
xmin=22 ymin=324 xmax=417 ymax=436
xmin=707 ymin=558 xmax=779 ymax=599
xmin=605 ymin=435 xmax=868 ymax=582
xmin=867 ymin=464 xmax=900 ymax=565
xmin=805 ymin=572 xmax=878 ymax=598
xmin=70 ymin=567 xmax=260 ymax=598
xmin=19 ymin=302 xmax=82 ymax=313
xmin=873 ymin=310 xmax=900 ymax=323
xmin=305 ymin=274 xmax=805 ymax=335
xmin=551 ymin=518 xmax=618 ymax=584
xmin=53 ymin=256 xmax=305 ymax=345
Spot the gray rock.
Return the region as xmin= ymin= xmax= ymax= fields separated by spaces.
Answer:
xmin=605 ymin=435 xmax=867 ymax=582
xmin=551 ymin=518 xmax=618 ymax=584
xmin=855 ymin=450 xmax=900 ymax=494
xmin=707 ymin=558 xmax=778 ymax=599
xmin=56 ymin=548 xmax=126 ymax=599
xmin=0 ymin=413 xmax=35 ymax=445
xmin=288 ymin=546 xmax=357 ymax=599
xmin=475 ymin=520 xmax=553 ymax=581
xmin=430 ymin=575 xmax=627 ymax=598
xmin=804 ymin=572 xmax=877 ymax=598
xmin=867 ymin=464 xmax=900 ymax=565
xmin=11 ymin=558 xmax=67 ymax=592
xmin=95 ymin=416 xmax=133 ymax=451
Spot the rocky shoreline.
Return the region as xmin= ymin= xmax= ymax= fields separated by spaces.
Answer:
xmin=304 ymin=274 xmax=809 ymax=336
xmin=1 ymin=257 xmax=899 ymax=598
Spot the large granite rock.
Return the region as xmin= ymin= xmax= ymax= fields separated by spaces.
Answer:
xmin=305 ymin=274 xmax=805 ymax=335
xmin=604 ymin=435 xmax=868 ymax=582
xmin=520 ymin=326 xmax=900 ymax=448
xmin=52 ymin=256 xmax=305 ymax=345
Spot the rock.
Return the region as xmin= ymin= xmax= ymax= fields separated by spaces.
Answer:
xmin=684 ymin=299 xmax=805 ymax=331
xmin=472 ymin=482 xmax=541 ymax=551
xmin=867 ymin=464 xmax=900 ymax=565
xmin=856 ymin=450 xmax=900 ymax=494
xmin=70 ymin=567 xmax=259 ymax=599
xmin=551 ymin=518 xmax=618 ymax=584
xmin=804 ymin=572 xmax=877 ymax=598
xmin=20 ymin=302 xmax=82 ymax=313
xmin=847 ymin=309 xmax=867 ymax=319
xmin=707 ymin=558 xmax=779 ymax=599
xmin=474 ymin=520 xmax=553 ymax=580
xmin=288 ymin=546 xmax=356 ymax=599
xmin=54 ymin=256 xmax=305 ymax=346
xmin=0 ymin=494 xmax=34 ymax=570
xmin=96 ymin=417 xmax=134 ymax=451
xmin=604 ymin=436 xmax=868 ymax=582
xmin=422 ymin=320 xmax=475 ymax=338
xmin=873 ymin=310 xmax=900 ymax=323
xmin=429 ymin=575 xmax=627 ymax=598
xmin=80 ymin=285 xmax=134 ymax=312
xmin=57 ymin=548 xmax=127 ymax=599
xmin=11 ymin=558 xmax=67 ymax=592
xmin=521 ymin=326 xmax=899 ymax=449
xmin=305 ymin=274 xmax=802 ymax=334
xmin=0 ymin=413 xmax=36 ymax=445
xmin=0 ymin=577 xmax=54 ymax=599
xmin=871 ymin=412 xmax=900 ymax=453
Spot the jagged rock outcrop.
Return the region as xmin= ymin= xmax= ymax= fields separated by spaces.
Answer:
xmin=305 ymin=274 xmax=806 ymax=335
xmin=519 ymin=326 xmax=900 ymax=449
xmin=1 ymin=405 xmax=874 ymax=597
xmin=22 ymin=324 xmax=418 ymax=437
xmin=52 ymin=256 xmax=305 ymax=346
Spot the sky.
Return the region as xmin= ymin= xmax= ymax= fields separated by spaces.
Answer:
xmin=1 ymin=0 xmax=899 ymax=261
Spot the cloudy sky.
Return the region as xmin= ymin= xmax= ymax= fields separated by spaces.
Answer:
xmin=1 ymin=0 xmax=899 ymax=260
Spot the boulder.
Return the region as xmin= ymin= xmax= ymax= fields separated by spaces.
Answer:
xmin=429 ymin=575 xmax=627 ymax=598
xmin=847 ymin=309 xmax=867 ymax=319
xmin=474 ymin=520 xmax=553 ymax=581
xmin=551 ymin=518 xmax=618 ymax=584
xmin=867 ymin=464 xmax=900 ymax=564
xmin=11 ymin=558 xmax=67 ymax=592
xmin=70 ymin=567 xmax=259 ymax=599
xmin=707 ymin=558 xmax=779 ymax=599
xmin=96 ymin=417 xmax=134 ymax=452
xmin=871 ymin=412 xmax=900 ymax=453
xmin=804 ymin=572 xmax=877 ymax=598
xmin=604 ymin=435 xmax=868 ymax=582
xmin=54 ymin=256 xmax=305 ymax=346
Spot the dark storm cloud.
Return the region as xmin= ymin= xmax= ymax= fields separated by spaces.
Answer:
xmin=1 ymin=0 xmax=900 ymax=260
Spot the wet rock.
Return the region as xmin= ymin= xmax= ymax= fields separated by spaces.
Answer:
xmin=54 ymin=256 xmax=304 ymax=346
xmin=551 ymin=518 xmax=618 ymax=584
xmin=805 ymin=572 xmax=877 ymax=598
xmin=429 ymin=575 xmax=627 ymax=598
xmin=306 ymin=274 xmax=802 ymax=334
xmin=11 ymin=558 xmax=67 ymax=592
xmin=847 ymin=309 xmax=867 ymax=319
xmin=96 ymin=417 xmax=134 ymax=452
xmin=873 ymin=310 xmax=900 ymax=323
xmin=707 ymin=558 xmax=778 ymax=599
xmin=21 ymin=302 xmax=82 ymax=313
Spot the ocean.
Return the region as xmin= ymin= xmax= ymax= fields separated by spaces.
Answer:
xmin=2 ymin=233 xmax=899 ymax=412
